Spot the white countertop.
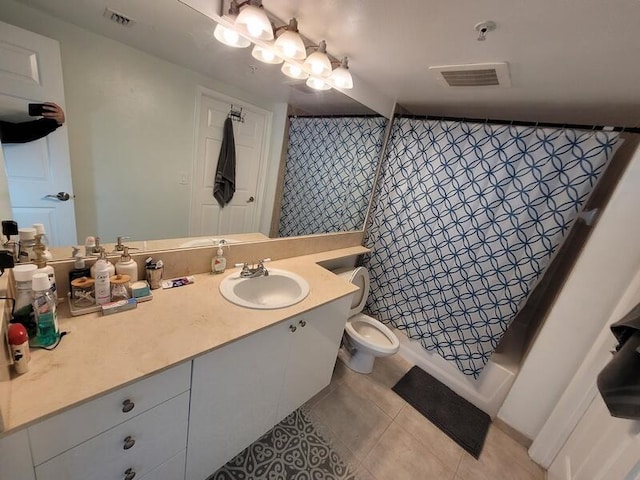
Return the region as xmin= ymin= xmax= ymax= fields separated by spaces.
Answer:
xmin=2 ymin=247 xmax=365 ymax=434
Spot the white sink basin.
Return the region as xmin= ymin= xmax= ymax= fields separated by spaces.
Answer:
xmin=219 ymin=268 xmax=310 ymax=309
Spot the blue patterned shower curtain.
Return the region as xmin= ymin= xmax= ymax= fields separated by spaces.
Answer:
xmin=278 ymin=116 xmax=387 ymax=237
xmin=364 ymin=118 xmax=620 ymax=378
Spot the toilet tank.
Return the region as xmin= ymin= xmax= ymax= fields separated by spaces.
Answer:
xmin=335 ymin=267 xmax=370 ymax=317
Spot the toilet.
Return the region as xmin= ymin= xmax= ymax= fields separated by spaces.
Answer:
xmin=337 ymin=267 xmax=400 ymax=374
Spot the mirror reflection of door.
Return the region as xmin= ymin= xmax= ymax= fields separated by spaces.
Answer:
xmin=0 ymin=21 xmax=77 ymax=246
xmin=190 ymin=90 xmax=270 ymax=236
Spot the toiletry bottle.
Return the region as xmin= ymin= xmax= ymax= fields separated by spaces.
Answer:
xmin=212 ymin=239 xmax=228 ymax=274
xmin=32 ymin=273 xmax=60 ymax=347
xmin=93 ymin=256 xmax=112 ymax=305
xmin=18 ymin=227 xmax=37 ymax=263
xmin=32 ymin=224 xmax=53 ymax=261
xmin=115 ymin=247 xmax=139 ymax=283
xmin=33 ymin=234 xmax=57 ymax=301
xmin=85 ymin=236 xmax=96 ymax=256
xmin=69 ymin=247 xmax=91 ymax=287
xmin=12 ymin=264 xmax=38 ymax=340
xmin=8 ymin=323 xmax=30 ymax=374
xmin=90 ymin=248 xmax=115 ymax=278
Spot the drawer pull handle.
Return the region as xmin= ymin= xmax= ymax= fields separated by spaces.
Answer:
xmin=122 ymin=399 xmax=135 ymax=413
xmin=123 ymin=436 xmax=136 ymax=450
xmin=124 ymin=468 xmax=136 ymax=480
xmin=299 ymin=320 xmax=306 ymax=327
xmin=289 ymin=324 xmax=297 ymax=333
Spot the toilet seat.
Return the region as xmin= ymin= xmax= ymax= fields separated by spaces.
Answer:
xmin=345 ymin=313 xmax=400 ymax=355
xmin=336 ymin=267 xmax=370 ymax=317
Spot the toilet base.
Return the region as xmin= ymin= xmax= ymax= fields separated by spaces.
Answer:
xmin=338 ymin=346 xmax=376 ymax=374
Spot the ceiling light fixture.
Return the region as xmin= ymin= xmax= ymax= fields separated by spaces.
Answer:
xmin=328 ymin=57 xmax=353 ymax=89
xmin=213 ymin=0 xmax=250 ymax=48
xmin=303 ymin=40 xmax=332 ymax=77
xmin=273 ymin=18 xmax=306 ymax=61
xmin=281 ymin=62 xmax=309 ymax=80
xmin=251 ymin=44 xmax=283 ymax=64
xmin=306 ymin=76 xmax=331 ymax=91
xmin=210 ymin=1 xmax=354 ymax=90
xmin=234 ymin=0 xmax=273 ymax=41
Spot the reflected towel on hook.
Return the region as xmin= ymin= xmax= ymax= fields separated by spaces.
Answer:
xmin=213 ymin=117 xmax=236 ymax=207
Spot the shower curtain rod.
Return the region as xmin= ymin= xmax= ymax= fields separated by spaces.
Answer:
xmin=289 ymin=113 xmax=383 ymax=118
xmin=397 ymin=114 xmax=640 ymax=134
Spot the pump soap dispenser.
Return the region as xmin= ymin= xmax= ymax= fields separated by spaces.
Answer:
xmin=115 ymin=246 xmax=139 ymax=283
xmin=212 ymin=239 xmax=229 ymax=274
xmin=69 ymin=247 xmax=91 ymax=287
xmin=90 ymin=248 xmax=115 ymax=279
xmin=34 ymin=234 xmax=57 ymax=300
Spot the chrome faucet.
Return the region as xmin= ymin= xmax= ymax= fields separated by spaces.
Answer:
xmin=237 ymin=258 xmax=270 ymax=278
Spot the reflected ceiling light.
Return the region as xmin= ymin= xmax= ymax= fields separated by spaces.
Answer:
xmin=213 ymin=0 xmax=250 ymax=48
xmin=251 ymin=44 xmax=283 ymax=64
xmin=281 ymin=61 xmax=309 ymax=80
xmin=306 ymin=76 xmax=331 ymax=91
xmin=328 ymin=57 xmax=353 ymax=89
xmin=273 ymin=18 xmax=306 ymax=61
xmin=234 ymin=0 xmax=273 ymax=41
xmin=303 ymin=40 xmax=332 ymax=77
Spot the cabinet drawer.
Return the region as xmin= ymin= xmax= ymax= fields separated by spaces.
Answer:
xmin=140 ymin=450 xmax=186 ymax=480
xmin=35 ymin=391 xmax=189 ymax=480
xmin=29 ymin=362 xmax=190 ymax=465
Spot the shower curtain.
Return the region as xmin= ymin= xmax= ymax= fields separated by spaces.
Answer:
xmin=278 ymin=116 xmax=387 ymax=237
xmin=364 ymin=118 xmax=620 ymax=378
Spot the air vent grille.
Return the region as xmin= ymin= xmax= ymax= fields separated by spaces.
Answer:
xmin=429 ymin=62 xmax=511 ymax=87
xmin=441 ymin=69 xmax=499 ymax=87
xmin=103 ymin=8 xmax=135 ymax=27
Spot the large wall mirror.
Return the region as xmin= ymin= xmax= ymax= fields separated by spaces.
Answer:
xmin=0 ymin=0 xmax=391 ymax=259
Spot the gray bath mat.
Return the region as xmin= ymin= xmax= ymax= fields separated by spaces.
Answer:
xmin=392 ymin=366 xmax=491 ymax=459
xmin=208 ymin=408 xmax=355 ymax=480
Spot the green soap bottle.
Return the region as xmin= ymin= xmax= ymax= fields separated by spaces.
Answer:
xmin=32 ymin=272 xmax=60 ymax=347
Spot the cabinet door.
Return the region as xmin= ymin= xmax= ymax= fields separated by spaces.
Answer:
xmin=0 ymin=429 xmax=36 ymax=480
xmin=277 ymin=296 xmax=351 ymax=420
xmin=186 ymin=324 xmax=289 ymax=480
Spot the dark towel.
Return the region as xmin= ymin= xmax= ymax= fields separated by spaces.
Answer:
xmin=213 ymin=117 xmax=236 ymax=207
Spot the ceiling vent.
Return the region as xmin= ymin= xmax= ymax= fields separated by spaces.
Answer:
xmin=103 ymin=8 xmax=135 ymax=27
xmin=429 ymin=62 xmax=511 ymax=87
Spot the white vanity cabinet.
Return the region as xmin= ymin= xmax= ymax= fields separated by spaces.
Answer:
xmin=186 ymin=295 xmax=351 ymax=480
xmin=28 ymin=362 xmax=191 ymax=480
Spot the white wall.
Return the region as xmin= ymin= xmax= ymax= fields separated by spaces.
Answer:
xmin=498 ymin=140 xmax=640 ymax=439
xmin=0 ymin=1 xmax=287 ymax=243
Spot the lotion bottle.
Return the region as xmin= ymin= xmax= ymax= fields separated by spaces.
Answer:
xmin=115 ymin=247 xmax=138 ymax=283
xmin=211 ymin=239 xmax=228 ymax=274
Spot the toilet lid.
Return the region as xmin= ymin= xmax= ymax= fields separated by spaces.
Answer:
xmin=336 ymin=267 xmax=370 ymax=316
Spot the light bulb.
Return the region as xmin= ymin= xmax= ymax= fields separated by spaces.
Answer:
xmin=213 ymin=23 xmax=250 ymax=48
xmin=306 ymin=76 xmax=331 ymax=91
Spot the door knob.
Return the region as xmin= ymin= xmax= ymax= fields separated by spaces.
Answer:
xmin=247 ymin=196 xmax=255 ymax=203
xmin=45 ymin=192 xmax=73 ymax=201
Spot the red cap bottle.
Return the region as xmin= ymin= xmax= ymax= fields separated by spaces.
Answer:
xmin=8 ymin=323 xmax=30 ymax=374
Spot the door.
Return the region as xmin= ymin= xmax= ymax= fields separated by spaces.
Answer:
xmin=190 ymin=89 xmax=271 ymax=236
xmin=0 ymin=20 xmax=77 ymax=246
xmin=548 ymin=395 xmax=640 ymax=479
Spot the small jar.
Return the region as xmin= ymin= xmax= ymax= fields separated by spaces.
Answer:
xmin=71 ymin=277 xmax=95 ymax=308
xmin=110 ymin=274 xmax=130 ymax=302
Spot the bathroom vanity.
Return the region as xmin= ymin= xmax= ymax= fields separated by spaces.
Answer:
xmin=0 ymin=247 xmax=362 ymax=480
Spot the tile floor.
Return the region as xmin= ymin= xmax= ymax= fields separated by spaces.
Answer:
xmin=306 ymin=353 xmax=546 ymax=480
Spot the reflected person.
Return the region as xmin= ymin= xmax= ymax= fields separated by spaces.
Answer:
xmin=0 ymin=102 xmax=65 ymax=144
